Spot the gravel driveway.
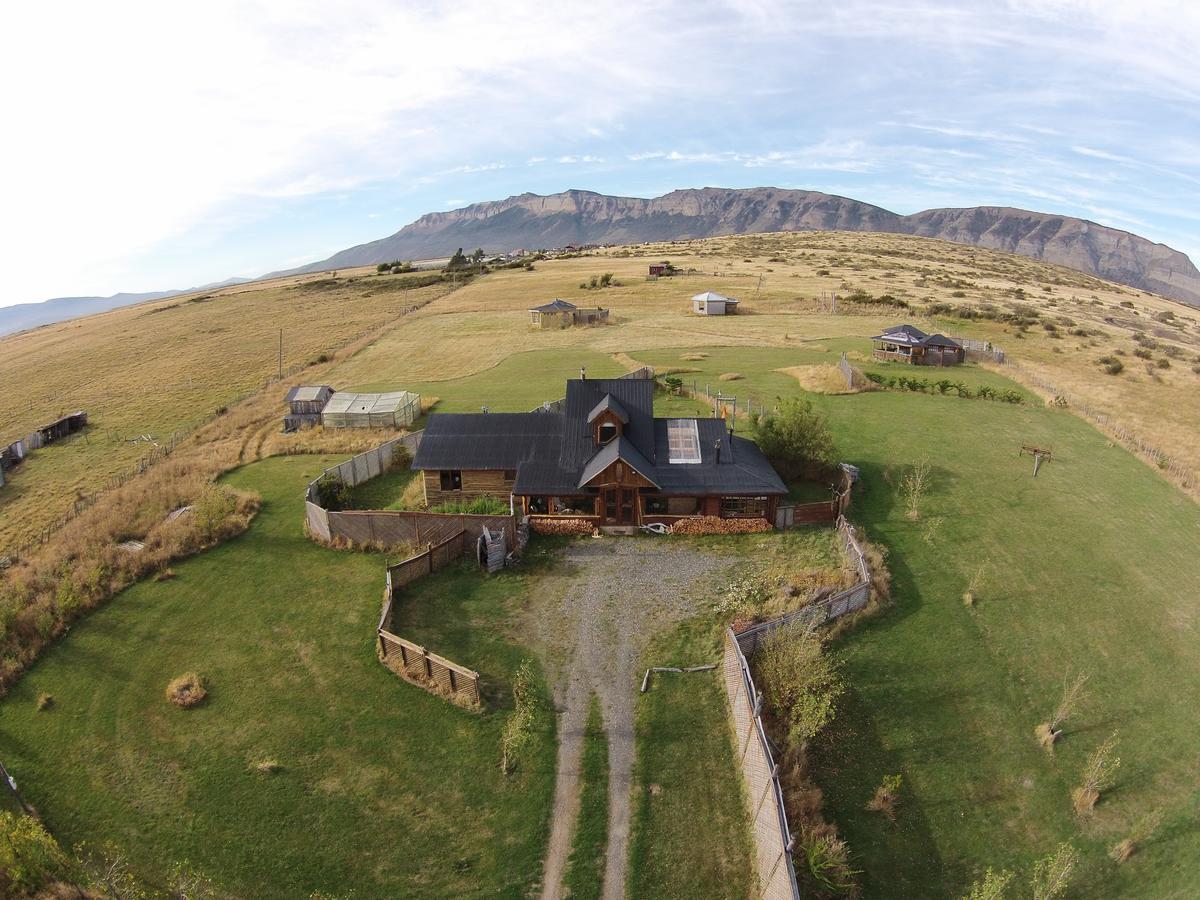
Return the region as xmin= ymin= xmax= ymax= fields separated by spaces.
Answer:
xmin=529 ymin=538 xmax=733 ymax=900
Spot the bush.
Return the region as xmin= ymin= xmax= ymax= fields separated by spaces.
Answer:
xmin=753 ymin=398 xmax=836 ymax=480
xmin=754 ymin=622 xmax=844 ymax=745
xmin=193 ymin=484 xmax=238 ymax=543
xmin=0 ymin=811 xmax=75 ymax=896
xmin=501 ymin=660 xmax=540 ymax=774
xmin=314 ymin=473 xmax=351 ymax=511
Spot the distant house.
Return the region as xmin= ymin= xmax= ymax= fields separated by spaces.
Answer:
xmin=411 ymin=376 xmax=786 ymax=526
xmin=692 ymin=291 xmax=740 ymax=316
xmin=284 ymin=385 xmax=335 ymax=431
xmin=648 ymin=263 xmax=667 ymax=277
xmin=871 ymin=325 xmax=964 ymax=366
xmin=529 ymin=299 xmax=609 ymax=329
xmin=321 ymin=391 xmax=421 ymax=429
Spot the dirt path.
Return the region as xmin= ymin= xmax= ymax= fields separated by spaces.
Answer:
xmin=533 ymin=539 xmax=732 ymax=900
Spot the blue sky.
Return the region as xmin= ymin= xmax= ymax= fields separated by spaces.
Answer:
xmin=3 ymin=0 xmax=1200 ymax=309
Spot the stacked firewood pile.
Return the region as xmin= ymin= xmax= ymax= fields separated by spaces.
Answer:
xmin=671 ymin=516 xmax=771 ymax=535
xmin=529 ymin=518 xmax=596 ymax=537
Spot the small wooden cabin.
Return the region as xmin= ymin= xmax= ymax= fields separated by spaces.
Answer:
xmin=529 ymin=299 xmax=609 ymax=329
xmin=692 ymin=291 xmax=739 ymax=315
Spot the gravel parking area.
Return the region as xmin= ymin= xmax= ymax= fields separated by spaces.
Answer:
xmin=531 ymin=538 xmax=733 ymax=900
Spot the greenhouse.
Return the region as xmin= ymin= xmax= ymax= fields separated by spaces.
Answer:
xmin=321 ymin=391 xmax=421 ymax=429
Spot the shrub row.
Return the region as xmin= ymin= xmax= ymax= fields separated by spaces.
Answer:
xmin=864 ymin=373 xmax=1024 ymax=403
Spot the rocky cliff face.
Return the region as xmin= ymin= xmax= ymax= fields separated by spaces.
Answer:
xmin=283 ymin=188 xmax=1200 ymax=306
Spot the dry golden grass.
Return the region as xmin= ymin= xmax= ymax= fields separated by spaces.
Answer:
xmin=0 ymin=270 xmax=455 ymax=549
xmin=778 ymin=364 xmax=863 ymax=395
xmin=718 ymin=372 xmax=743 ymax=381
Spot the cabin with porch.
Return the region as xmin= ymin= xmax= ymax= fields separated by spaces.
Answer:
xmin=410 ymin=376 xmax=786 ymax=529
xmin=871 ymin=324 xmax=964 ymax=366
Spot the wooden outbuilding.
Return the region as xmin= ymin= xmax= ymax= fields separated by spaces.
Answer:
xmin=284 ymin=385 xmax=335 ymax=431
xmin=529 ymin=299 xmax=609 ymax=329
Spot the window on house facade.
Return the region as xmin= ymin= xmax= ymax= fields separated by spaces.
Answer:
xmin=720 ymin=496 xmax=768 ymax=518
xmin=666 ymin=496 xmax=701 ymax=515
xmin=529 ymin=496 xmax=549 ymax=514
xmin=643 ymin=494 xmax=668 ymax=515
xmin=598 ymin=422 xmax=618 ymax=443
xmin=439 ymin=470 xmax=463 ymax=491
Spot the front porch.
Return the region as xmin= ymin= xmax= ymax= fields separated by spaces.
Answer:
xmin=520 ymin=489 xmax=777 ymax=529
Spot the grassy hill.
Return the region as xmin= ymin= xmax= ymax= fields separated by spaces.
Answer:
xmin=1 ymin=231 xmax=1199 ymax=896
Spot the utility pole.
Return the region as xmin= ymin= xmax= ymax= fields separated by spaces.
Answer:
xmin=278 ymin=329 xmax=283 ymax=380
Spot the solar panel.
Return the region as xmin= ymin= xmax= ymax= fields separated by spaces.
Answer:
xmin=667 ymin=419 xmax=701 ymax=464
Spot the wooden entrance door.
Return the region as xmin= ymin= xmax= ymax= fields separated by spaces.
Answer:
xmin=602 ymin=487 xmax=636 ymax=524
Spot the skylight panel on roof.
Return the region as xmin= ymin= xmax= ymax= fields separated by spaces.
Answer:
xmin=667 ymin=419 xmax=701 ymax=464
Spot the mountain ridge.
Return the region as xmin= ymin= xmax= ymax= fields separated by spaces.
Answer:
xmin=276 ymin=187 xmax=1200 ymax=306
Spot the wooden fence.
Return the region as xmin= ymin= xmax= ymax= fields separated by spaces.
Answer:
xmin=735 ymin=516 xmax=872 ymax=655
xmin=720 ymin=513 xmax=876 ymax=898
xmin=722 ymin=629 xmax=801 ymax=900
xmin=377 ymin=530 xmax=482 ymax=705
xmin=774 ymin=467 xmax=854 ymax=529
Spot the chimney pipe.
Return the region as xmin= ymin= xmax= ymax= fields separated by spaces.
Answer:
xmin=580 ymin=366 xmax=586 ymax=380
xmin=714 ymin=438 xmax=722 ymax=463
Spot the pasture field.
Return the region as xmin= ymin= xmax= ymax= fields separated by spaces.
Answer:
xmin=0 ymin=455 xmax=555 ymax=898
xmin=2 ymin=231 xmax=1200 ymax=897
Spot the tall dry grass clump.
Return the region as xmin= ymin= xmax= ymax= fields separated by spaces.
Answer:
xmin=864 ymin=773 xmax=903 ymax=821
xmin=1072 ymin=731 xmax=1120 ymax=815
xmin=165 ymin=672 xmax=207 ymax=708
xmin=962 ymin=563 xmax=989 ymax=607
xmin=1110 ymin=808 xmax=1164 ymax=862
xmin=1035 ymin=672 xmax=1088 ymax=749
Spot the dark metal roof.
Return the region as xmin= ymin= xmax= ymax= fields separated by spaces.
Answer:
xmin=412 ymin=412 xmax=562 ymax=470
xmin=921 ymin=333 xmax=963 ymax=349
xmin=872 ymin=323 xmax=929 ymax=345
xmin=578 ymin=437 xmax=659 ymax=488
xmin=587 ymin=394 xmax=630 ymax=424
xmin=529 ymin=298 xmax=577 ymax=313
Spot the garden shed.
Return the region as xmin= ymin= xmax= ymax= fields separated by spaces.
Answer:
xmin=529 ymin=299 xmax=609 ymax=329
xmin=284 ymin=385 xmax=335 ymax=431
xmin=321 ymin=391 xmax=421 ymax=429
xmin=692 ymin=291 xmax=739 ymax=315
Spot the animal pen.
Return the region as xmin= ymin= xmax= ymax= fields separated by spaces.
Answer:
xmin=321 ymin=391 xmax=421 ymax=429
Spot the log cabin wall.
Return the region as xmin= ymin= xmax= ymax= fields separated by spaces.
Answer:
xmin=423 ymin=469 xmax=515 ymax=506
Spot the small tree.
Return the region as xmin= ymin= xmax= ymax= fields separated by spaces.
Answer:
xmin=1030 ymin=842 xmax=1079 ymax=900
xmin=501 ymin=660 xmax=541 ymax=775
xmin=1073 ymin=731 xmax=1120 ymax=814
xmin=755 ymin=621 xmax=844 ymax=745
xmin=900 ymin=456 xmax=932 ymax=521
xmin=0 ymin=812 xmax=75 ymax=896
xmin=963 ymin=868 xmax=1014 ymax=900
xmin=192 ymin=484 xmax=238 ymax=543
xmin=1036 ymin=672 xmax=1088 ymax=749
xmin=752 ymin=397 xmax=836 ymax=480
xmin=962 ymin=563 xmax=989 ymax=607
xmin=1110 ymin=808 xmax=1164 ymax=862
xmin=446 ymin=247 xmax=468 ymax=270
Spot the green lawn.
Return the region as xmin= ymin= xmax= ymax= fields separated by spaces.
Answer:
xmin=0 ymin=455 xmax=554 ymax=898
xmin=564 ymin=695 xmax=609 ymax=900
xmin=638 ymin=345 xmax=1200 ymax=897
xmin=627 ymin=617 xmax=755 ymax=899
xmin=344 ymin=465 xmax=418 ymax=510
xmin=355 ymin=348 xmax=628 ymax=413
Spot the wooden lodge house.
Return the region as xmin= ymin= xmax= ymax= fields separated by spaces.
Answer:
xmin=411 ymin=375 xmax=787 ymax=528
xmin=529 ymin=299 xmax=609 ymax=329
xmin=871 ymin=324 xmax=964 ymax=366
